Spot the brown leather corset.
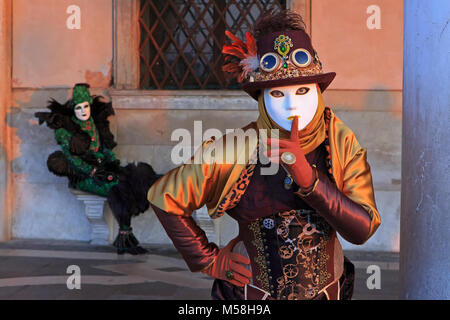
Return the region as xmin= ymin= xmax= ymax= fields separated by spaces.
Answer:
xmin=226 ymin=144 xmax=342 ymax=300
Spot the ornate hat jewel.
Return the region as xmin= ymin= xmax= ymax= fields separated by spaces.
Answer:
xmin=221 ymin=11 xmax=336 ymax=100
xmin=222 ymin=31 xmax=324 ymax=83
xmin=274 ymin=34 xmax=293 ymax=56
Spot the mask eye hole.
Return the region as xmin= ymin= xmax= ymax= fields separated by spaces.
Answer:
xmin=269 ymin=90 xmax=284 ymax=98
xmin=75 ymin=103 xmax=89 ymax=111
xmin=291 ymin=49 xmax=312 ymax=68
xmin=260 ymin=53 xmax=281 ymax=72
xmin=296 ymin=87 xmax=310 ymax=95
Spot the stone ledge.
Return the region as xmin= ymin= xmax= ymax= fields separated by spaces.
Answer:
xmin=14 ymin=87 xmax=402 ymax=113
xmin=69 ymin=189 xmax=110 ymax=246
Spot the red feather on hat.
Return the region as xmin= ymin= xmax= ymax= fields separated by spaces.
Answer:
xmin=222 ymin=31 xmax=258 ymax=83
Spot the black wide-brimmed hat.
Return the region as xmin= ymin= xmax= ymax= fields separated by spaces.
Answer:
xmin=222 ymin=12 xmax=336 ymax=100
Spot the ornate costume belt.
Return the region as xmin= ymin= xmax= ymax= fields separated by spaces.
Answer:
xmin=237 ymin=208 xmax=336 ymax=300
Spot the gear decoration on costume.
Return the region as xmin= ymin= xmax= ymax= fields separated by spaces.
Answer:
xmin=35 ymin=83 xmax=162 ymax=255
xmin=279 ymin=245 xmax=294 ymax=259
xmin=283 ymin=264 xmax=299 ymax=279
xmin=250 ymin=208 xmax=333 ymax=300
xmin=263 ymin=218 xmax=275 ymax=229
xmin=277 ymin=223 xmax=289 ymax=239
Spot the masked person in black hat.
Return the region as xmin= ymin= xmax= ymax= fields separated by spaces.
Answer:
xmin=147 ymin=10 xmax=380 ymax=300
xmin=36 ymin=83 xmax=161 ymax=255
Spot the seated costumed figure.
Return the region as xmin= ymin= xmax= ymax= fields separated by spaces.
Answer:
xmin=35 ymin=83 xmax=161 ymax=255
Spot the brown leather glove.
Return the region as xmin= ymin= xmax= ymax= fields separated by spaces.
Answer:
xmin=202 ymin=236 xmax=252 ymax=287
xmin=266 ymin=116 xmax=315 ymax=189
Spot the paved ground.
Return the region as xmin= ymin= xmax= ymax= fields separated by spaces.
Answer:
xmin=0 ymin=239 xmax=399 ymax=300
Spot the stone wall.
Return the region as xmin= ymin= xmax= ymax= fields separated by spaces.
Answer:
xmin=4 ymin=0 xmax=402 ymax=252
xmin=0 ymin=0 xmax=13 ymax=241
xmin=7 ymin=0 xmax=114 ymax=242
xmin=9 ymin=88 xmax=401 ymax=252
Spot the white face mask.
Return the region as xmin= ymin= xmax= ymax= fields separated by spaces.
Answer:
xmin=74 ymin=101 xmax=91 ymax=121
xmin=263 ymin=83 xmax=318 ymax=131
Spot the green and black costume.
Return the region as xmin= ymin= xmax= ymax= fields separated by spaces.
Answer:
xmin=36 ymin=83 xmax=160 ymax=254
xmin=54 ymin=116 xmax=119 ymax=196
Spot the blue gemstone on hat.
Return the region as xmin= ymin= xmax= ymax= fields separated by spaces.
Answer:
xmin=262 ymin=54 xmax=277 ymax=69
xmin=294 ymin=50 xmax=309 ymax=65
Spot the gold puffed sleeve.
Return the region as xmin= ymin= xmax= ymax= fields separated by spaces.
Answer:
xmin=329 ymin=113 xmax=381 ymax=239
xmin=342 ymin=147 xmax=380 ymax=238
xmin=147 ymin=139 xmax=219 ymax=216
xmin=147 ymin=125 xmax=258 ymax=217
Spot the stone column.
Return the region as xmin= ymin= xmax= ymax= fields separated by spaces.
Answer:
xmin=114 ymin=0 xmax=140 ymax=89
xmin=0 ymin=0 xmax=12 ymax=242
xmin=401 ymin=0 xmax=450 ymax=299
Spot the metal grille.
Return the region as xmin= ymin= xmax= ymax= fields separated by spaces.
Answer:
xmin=139 ymin=0 xmax=286 ymax=90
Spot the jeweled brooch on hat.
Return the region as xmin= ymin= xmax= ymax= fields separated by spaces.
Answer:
xmin=222 ymin=12 xmax=336 ymax=100
xmin=222 ymin=31 xmax=322 ymax=84
xmin=274 ymin=35 xmax=293 ymax=56
xmin=259 ymin=34 xmax=314 ymax=74
xmin=260 ymin=34 xmax=293 ymax=71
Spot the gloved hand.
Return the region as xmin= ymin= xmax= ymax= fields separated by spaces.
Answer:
xmin=268 ymin=116 xmax=373 ymax=245
xmin=202 ymin=236 xmax=252 ymax=287
xmin=266 ymin=116 xmax=315 ymax=190
xmin=91 ymin=167 xmax=117 ymax=184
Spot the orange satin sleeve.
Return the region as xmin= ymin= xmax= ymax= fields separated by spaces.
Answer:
xmin=329 ymin=113 xmax=381 ymax=239
xmin=341 ymin=147 xmax=381 ymax=239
